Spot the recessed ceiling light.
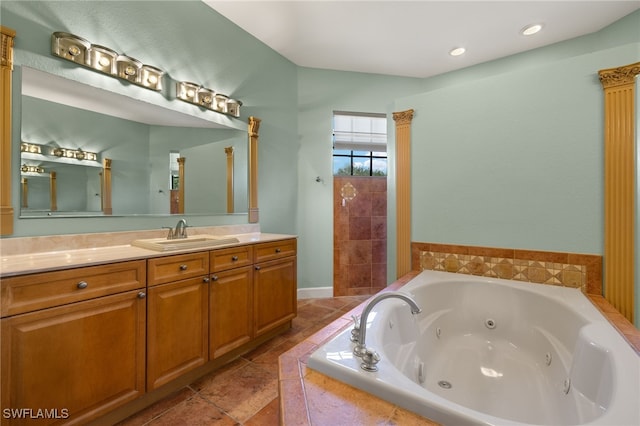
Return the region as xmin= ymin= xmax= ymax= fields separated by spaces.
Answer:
xmin=449 ymin=47 xmax=466 ymax=57
xmin=521 ymin=24 xmax=543 ymax=36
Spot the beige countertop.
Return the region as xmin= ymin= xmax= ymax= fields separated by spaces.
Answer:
xmin=0 ymin=225 xmax=295 ymax=277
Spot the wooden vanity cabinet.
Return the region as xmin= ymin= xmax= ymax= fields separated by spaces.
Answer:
xmin=209 ymin=246 xmax=254 ymax=359
xmin=253 ymin=240 xmax=297 ymax=337
xmin=0 ymin=261 xmax=146 ymax=426
xmin=146 ymin=253 xmax=209 ymax=390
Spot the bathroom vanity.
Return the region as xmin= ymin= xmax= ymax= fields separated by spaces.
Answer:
xmin=0 ymin=229 xmax=296 ymax=425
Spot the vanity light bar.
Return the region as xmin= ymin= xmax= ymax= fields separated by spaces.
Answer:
xmin=20 ymin=164 xmax=45 ymax=174
xmin=51 ymin=31 xmax=241 ymax=117
xmin=52 ymin=32 xmax=165 ymax=91
xmin=52 ymin=147 xmax=98 ymax=161
xmin=176 ymin=81 xmax=243 ymax=118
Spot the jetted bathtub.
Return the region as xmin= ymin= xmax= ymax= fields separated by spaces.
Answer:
xmin=308 ymin=270 xmax=640 ymax=425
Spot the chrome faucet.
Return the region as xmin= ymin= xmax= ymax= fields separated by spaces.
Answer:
xmin=164 ymin=219 xmax=188 ymax=239
xmin=353 ymin=291 xmax=421 ymax=371
xmin=174 ymin=218 xmax=188 ymax=239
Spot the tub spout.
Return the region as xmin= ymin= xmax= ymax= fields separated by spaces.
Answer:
xmin=353 ymin=291 xmax=421 ymax=363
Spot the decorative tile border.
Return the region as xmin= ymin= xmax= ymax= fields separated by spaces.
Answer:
xmin=411 ymin=242 xmax=602 ymax=295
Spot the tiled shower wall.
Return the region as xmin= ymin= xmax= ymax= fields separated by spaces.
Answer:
xmin=333 ymin=177 xmax=387 ymax=296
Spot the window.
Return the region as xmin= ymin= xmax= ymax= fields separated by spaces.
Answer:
xmin=332 ymin=112 xmax=387 ymax=176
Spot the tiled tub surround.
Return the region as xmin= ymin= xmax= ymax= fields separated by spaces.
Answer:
xmin=279 ymin=274 xmax=640 ymax=425
xmin=307 ymin=271 xmax=639 ymax=425
xmin=279 ymin=244 xmax=639 ymax=425
xmin=412 ymin=242 xmax=603 ymax=295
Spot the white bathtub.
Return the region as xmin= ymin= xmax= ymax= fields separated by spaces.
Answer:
xmin=308 ymin=270 xmax=640 ymax=425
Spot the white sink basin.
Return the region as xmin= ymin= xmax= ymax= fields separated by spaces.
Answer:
xmin=131 ymin=235 xmax=240 ymax=252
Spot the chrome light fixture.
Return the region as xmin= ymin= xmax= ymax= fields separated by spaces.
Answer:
xmin=20 ymin=164 xmax=45 ymax=174
xmin=51 ymin=147 xmax=98 ymax=161
xmin=176 ymin=81 xmax=242 ymax=117
xmin=140 ymin=65 xmax=164 ymax=91
xmin=116 ymin=55 xmax=142 ymax=83
xmin=20 ymin=142 xmax=42 ymax=154
xmin=197 ymin=87 xmax=215 ymax=107
xmin=226 ymin=99 xmax=242 ymax=118
xmin=51 ymin=32 xmax=91 ymax=65
xmin=177 ymin=81 xmax=200 ymax=103
xmin=52 ymin=32 xmax=165 ymax=92
xmin=88 ymin=44 xmax=118 ymax=75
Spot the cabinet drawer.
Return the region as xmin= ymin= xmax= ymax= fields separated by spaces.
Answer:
xmin=210 ymin=245 xmax=253 ymax=272
xmin=147 ymin=252 xmax=209 ymax=286
xmin=1 ymin=260 xmax=146 ymax=318
xmin=254 ymin=239 xmax=297 ymax=263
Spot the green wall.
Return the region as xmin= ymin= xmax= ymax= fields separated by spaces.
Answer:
xmin=1 ymin=0 xmax=299 ymax=235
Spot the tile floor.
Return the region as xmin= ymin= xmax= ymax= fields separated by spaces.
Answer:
xmin=118 ymin=295 xmax=368 ymax=425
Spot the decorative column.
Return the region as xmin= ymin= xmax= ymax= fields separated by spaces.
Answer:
xmin=177 ymin=157 xmax=185 ymax=214
xmin=1 ymin=26 xmax=16 ymax=235
xmin=49 ymin=171 xmax=57 ymax=211
xmin=225 ymin=146 xmax=234 ymax=213
xmin=248 ymin=116 xmax=261 ymax=223
xmin=21 ymin=178 xmax=27 ymax=208
xmin=598 ymin=62 xmax=640 ymax=323
xmin=393 ymin=109 xmax=415 ymax=278
xmin=102 ymin=158 xmax=112 ymax=215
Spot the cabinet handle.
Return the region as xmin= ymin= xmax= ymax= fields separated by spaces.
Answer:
xmin=211 ymin=275 xmax=218 ymax=281
xmin=255 ymin=266 xmax=261 ymax=271
xmin=77 ymin=281 xmax=88 ymax=289
xmin=179 ymin=264 xmax=188 ymax=271
xmin=137 ymin=291 xmax=146 ymax=299
xmin=203 ymin=277 xmax=210 ymax=283
xmin=231 ymin=255 xmax=239 ymax=261
xmin=275 ymin=248 xmax=281 ymax=253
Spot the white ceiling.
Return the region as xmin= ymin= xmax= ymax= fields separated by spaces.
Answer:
xmin=204 ymin=0 xmax=640 ymax=78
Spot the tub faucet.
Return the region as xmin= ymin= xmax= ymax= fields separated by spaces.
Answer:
xmin=174 ymin=219 xmax=188 ymax=239
xmin=353 ymin=291 xmax=421 ymax=371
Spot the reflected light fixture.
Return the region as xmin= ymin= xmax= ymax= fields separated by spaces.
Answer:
xmin=521 ymin=24 xmax=543 ymax=36
xmin=20 ymin=164 xmax=45 ymax=174
xmin=20 ymin=142 xmax=42 ymax=154
xmin=52 ymin=32 xmax=165 ymax=92
xmin=52 ymin=147 xmax=98 ymax=161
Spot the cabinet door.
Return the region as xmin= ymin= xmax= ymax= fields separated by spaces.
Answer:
xmin=146 ymin=277 xmax=209 ymax=390
xmin=1 ymin=290 xmax=146 ymax=426
xmin=210 ymin=266 xmax=253 ymax=359
xmin=253 ymin=258 xmax=297 ymax=337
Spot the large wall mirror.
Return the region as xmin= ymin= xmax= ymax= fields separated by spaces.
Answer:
xmin=19 ymin=67 xmax=247 ymax=218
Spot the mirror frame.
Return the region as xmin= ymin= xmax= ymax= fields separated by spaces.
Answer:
xmin=1 ymin=26 xmax=16 ymax=235
xmin=0 ymin=26 xmax=260 ymax=235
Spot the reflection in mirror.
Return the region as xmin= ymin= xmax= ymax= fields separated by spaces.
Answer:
xmin=19 ymin=67 xmax=247 ymax=217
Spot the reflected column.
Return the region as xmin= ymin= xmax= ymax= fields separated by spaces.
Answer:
xmin=103 ymin=158 xmax=112 ymax=215
xmin=49 ymin=171 xmax=57 ymax=212
xmin=177 ymin=157 xmax=185 ymax=214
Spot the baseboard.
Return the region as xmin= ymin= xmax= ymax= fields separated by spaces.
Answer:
xmin=297 ymin=286 xmax=333 ymax=299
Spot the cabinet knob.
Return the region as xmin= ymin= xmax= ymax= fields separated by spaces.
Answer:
xmin=203 ymin=277 xmax=210 ymax=283
xmin=255 ymin=266 xmax=261 ymax=271
xmin=77 ymin=281 xmax=88 ymax=289
xmin=275 ymin=248 xmax=281 ymax=253
xmin=211 ymin=275 xmax=219 ymax=281
xmin=179 ymin=264 xmax=188 ymax=271
xmin=231 ymin=255 xmax=239 ymax=261
xmin=137 ymin=291 xmax=146 ymax=299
